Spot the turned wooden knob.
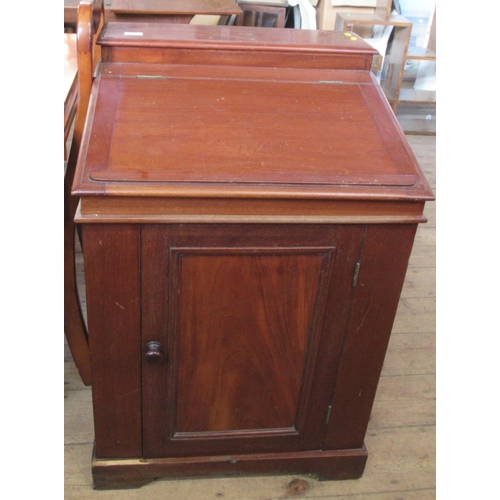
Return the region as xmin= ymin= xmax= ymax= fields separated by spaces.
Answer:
xmin=144 ymin=341 xmax=165 ymax=365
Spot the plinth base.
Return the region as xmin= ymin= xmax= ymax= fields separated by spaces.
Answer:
xmin=92 ymin=445 xmax=368 ymax=489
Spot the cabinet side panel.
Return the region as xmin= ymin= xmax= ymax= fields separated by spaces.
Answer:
xmin=324 ymin=224 xmax=417 ymax=450
xmin=83 ymin=224 xmax=142 ymax=458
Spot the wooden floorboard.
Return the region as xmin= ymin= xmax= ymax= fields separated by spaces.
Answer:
xmin=64 ymin=134 xmax=436 ymax=499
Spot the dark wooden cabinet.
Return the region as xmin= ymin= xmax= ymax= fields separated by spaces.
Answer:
xmin=141 ymin=224 xmax=364 ymax=458
xmin=72 ymin=23 xmax=433 ymax=489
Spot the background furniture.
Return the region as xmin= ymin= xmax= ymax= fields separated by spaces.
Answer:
xmin=105 ymin=0 xmax=242 ymax=24
xmin=333 ymin=0 xmax=436 ymax=135
xmin=70 ymin=22 xmax=432 ymax=489
xmin=235 ymin=1 xmax=288 ymax=28
xmin=66 ymin=0 xmax=243 ymax=27
xmin=64 ymin=0 xmax=79 ymax=30
xmin=316 ymin=0 xmax=376 ymax=31
xmin=394 ymin=6 xmax=436 ymax=135
xmin=64 ymin=33 xmax=77 ymax=159
xmin=334 ymin=6 xmax=412 ymax=113
xmin=64 ymin=0 xmax=104 ymax=387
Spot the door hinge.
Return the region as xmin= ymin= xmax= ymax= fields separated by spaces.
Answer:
xmin=325 ymin=405 xmax=332 ymax=425
xmin=136 ymin=75 xmax=165 ymax=79
xmin=352 ymin=261 xmax=361 ymax=288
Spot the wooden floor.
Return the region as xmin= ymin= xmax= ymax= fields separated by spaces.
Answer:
xmin=65 ymin=134 xmax=436 ymax=499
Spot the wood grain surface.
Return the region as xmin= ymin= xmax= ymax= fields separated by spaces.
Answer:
xmin=65 ymin=135 xmax=436 ymax=498
xmin=74 ymin=65 xmax=431 ymax=201
xmin=65 ymin=22 xmax=435 ymax=492
xmin=174 ymin=250 xmax=325 ymax=432
xmin=82 ymin=224 xmax=142 ymax=458
xmin=72 ymin=25 xmax=431 ymax=204
xmin=141 ymin=224 xmax=365 ymax=458
xmin=98 ymin=23 xmax=377 ymax=53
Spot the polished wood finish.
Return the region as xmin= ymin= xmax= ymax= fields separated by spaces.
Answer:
xmin=82 ymin=224 xmax=142 ymax=458
xmin=65 ymin=134 xmax=436 ymax=498
xmin=77 ymin=72 xmax=414 ymax=188
xmin=78 ymin=196 xmax=427 ymax=223
xmin=141 ymin=224 xmax=365 ymax=458
xmin=72 ymin=25 xmax=432 ymax=206
xmin=93 ymin=23 xmax=376 ymax=71
xmin=175 ymin=251 xmax=317 ymax=431
xmin=324 ymin=224 xmax=418 ymax=450
xmin=64 ymin=0 xmax=104 ymax=387
xmin=70 ymin=24 xmax=433 ymax=488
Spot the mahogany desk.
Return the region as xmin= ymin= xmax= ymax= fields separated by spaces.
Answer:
xmin=72 ymin=24 xmax=434 ymax=489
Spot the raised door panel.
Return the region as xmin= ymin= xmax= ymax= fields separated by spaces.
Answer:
xmin=141 ymin=224 xmax=365 ymax=458
xmin=174 ymin=248 xmax=330 ymax=434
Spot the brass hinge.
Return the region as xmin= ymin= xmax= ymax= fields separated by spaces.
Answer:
xmin=352 ymin=261 xmax=361 ymax=288
xmin=325 ymin=405 xmax=332 ymax=425
xmin=136 ymin=75 xmax=165 ymax=79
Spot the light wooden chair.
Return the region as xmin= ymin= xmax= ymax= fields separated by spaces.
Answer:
xmin=64 ymin=0 xmax=104 ymax=386
xmin=64 ymin=33 xmax=77 ymax=160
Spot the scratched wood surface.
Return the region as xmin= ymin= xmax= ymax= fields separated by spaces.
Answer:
xmin=65 ymin=134 xmax=436 ymax=499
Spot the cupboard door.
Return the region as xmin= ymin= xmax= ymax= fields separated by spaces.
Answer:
xmin=142 ymin=224 xmax=365 ymax=458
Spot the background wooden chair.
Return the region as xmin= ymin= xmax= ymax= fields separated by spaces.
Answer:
xmin=64 ymin=33 xmax=78 ymax=160
xmin=64 ymin=0 xmax=104 ymax=386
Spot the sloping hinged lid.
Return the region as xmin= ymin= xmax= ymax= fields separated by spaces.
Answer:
xmin=73 ymin=24 xmax=433 ymax=201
